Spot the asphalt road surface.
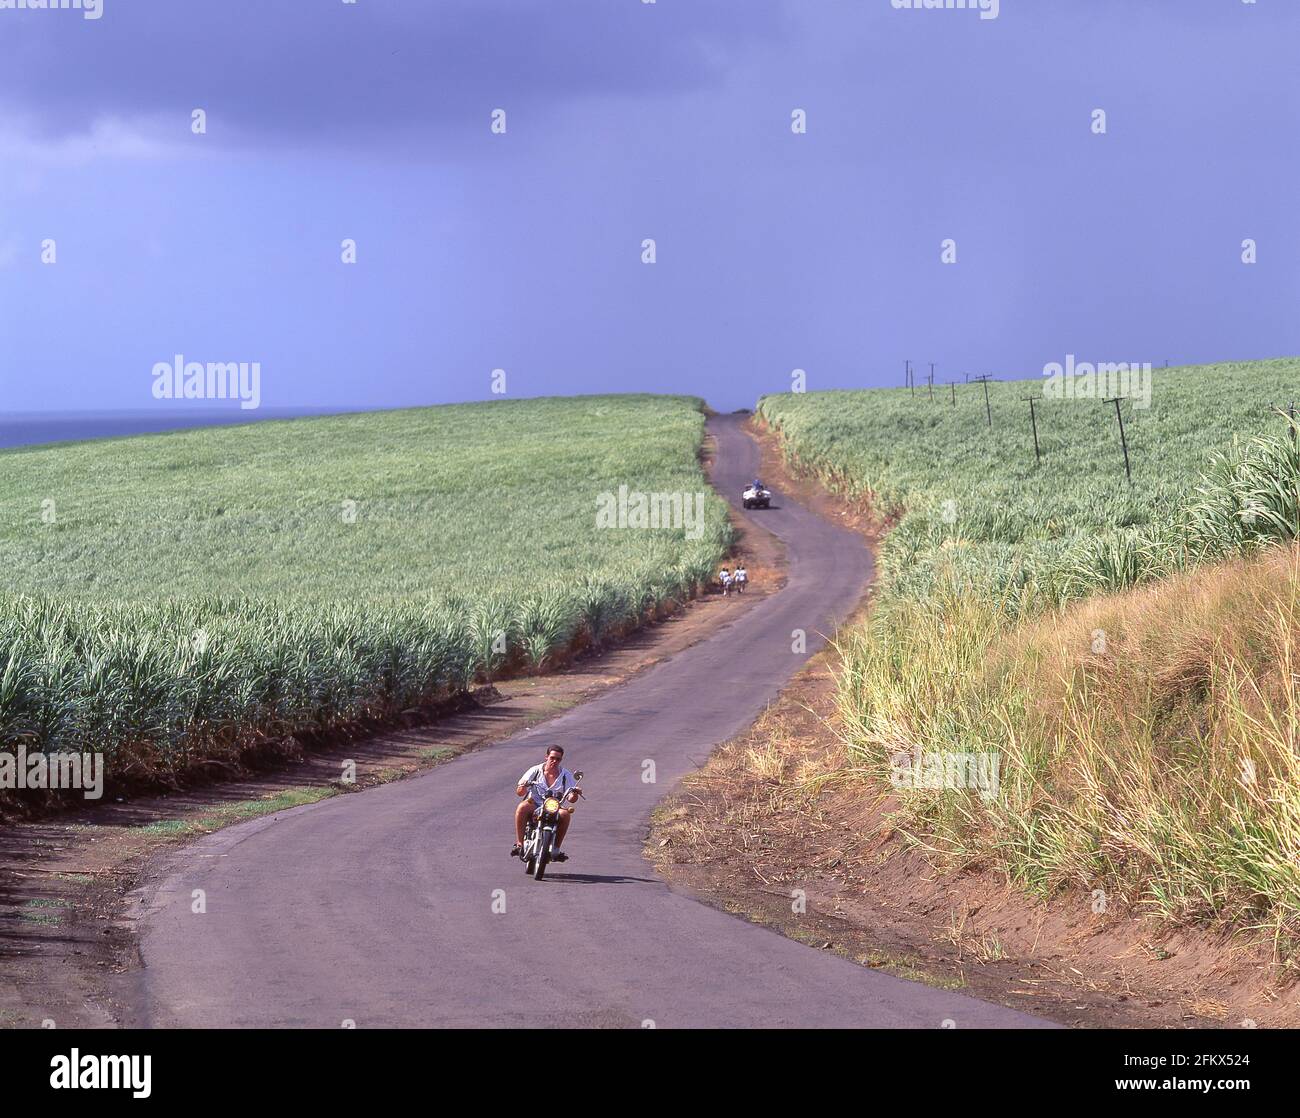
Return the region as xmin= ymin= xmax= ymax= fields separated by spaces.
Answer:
xmin=133 ymin=415 xmax=1049 ymax=1028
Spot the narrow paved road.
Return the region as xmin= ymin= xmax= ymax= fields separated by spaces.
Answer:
xmin=133 ymin=416 xmax=1048 ymax=1028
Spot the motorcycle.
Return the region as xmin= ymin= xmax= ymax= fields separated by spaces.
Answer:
xmin=522 ymin=770 xmax=583 ymax=880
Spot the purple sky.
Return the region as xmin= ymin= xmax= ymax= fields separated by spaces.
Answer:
xmin=2 ymin=0 xmax=1298 ymax=414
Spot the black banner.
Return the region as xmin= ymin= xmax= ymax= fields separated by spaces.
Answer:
xmin=0 ymin=1026 xmax=1285 ymax=1103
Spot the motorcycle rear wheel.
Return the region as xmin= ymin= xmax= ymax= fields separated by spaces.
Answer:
xmin=523 ymin=826 xmax=537 ymax=874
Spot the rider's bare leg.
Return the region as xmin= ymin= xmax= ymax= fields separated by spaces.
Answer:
xmin=555 ymin=808 xmax=573 ymax=849
xmin=514 ymin=799 xmax=533 ymax=844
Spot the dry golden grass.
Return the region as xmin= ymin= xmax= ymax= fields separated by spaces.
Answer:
xmin=836 ymin=544 xmax=1300 ymax=960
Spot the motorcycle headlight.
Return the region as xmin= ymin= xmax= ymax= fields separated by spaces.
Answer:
xmin=544 ymin=797 xmax=561 ymax=814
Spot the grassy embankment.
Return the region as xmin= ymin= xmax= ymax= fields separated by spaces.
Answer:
xmin=758 ymin=359 xmax=1300 ymax=955
xmin=0 ymin=395 xmax=729 ymax=795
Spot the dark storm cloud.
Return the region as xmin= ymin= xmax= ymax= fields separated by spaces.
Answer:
xmin=1 ymin=0 xmax=789 ymax=148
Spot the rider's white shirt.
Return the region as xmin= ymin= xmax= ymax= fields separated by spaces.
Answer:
xmin=519 ymin=763 xmax=577 ymax=805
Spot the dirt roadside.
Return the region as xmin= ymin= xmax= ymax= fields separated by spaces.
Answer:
xmin=648 ymin=416 xmax=1298 ymax=1030
xmin=0 ymin=420 xmax=786 ymax=1030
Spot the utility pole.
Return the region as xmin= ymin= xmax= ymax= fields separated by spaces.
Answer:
xmin=972 ymin=374 xmax=994 ymax=428
xmin=947 ymin=381 xmax=957 ymax=405
xmin=1104 ymin=396 xmax=1132 ymax=483
xmin=1021 ymin=395 xmax=1041 ymax=466
xmin=906 ymin=360 xmax=914 ymax=396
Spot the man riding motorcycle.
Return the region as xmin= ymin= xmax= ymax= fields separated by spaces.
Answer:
xmin=511 ymin=745 xmax=580 ymax=862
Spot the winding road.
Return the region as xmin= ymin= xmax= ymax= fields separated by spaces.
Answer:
xmin=132 ymin=416 xmax=1048 ymax=1028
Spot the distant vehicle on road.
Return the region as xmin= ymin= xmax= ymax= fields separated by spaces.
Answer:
xmin=742 ymin=482 xmax=771 ymax=509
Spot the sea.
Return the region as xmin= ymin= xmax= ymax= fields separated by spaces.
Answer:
xmin=0 ymin=408 xmax=353 ymax=450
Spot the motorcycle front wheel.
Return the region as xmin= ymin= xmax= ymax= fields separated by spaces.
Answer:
xmin=533 ymin=830 xmax=552 ymax=881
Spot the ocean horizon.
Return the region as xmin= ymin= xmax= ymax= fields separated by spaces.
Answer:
xmin=0 ymin=408 xmax=360 ymax=450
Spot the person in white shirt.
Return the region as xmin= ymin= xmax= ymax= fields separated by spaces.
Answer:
xmin=733 ymin=565 xmax=748 ymax=592
xmin=719 ymin=567 xmax=733 ymax=596
xmin=511 ymin=745 xmax=580 ymax=862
